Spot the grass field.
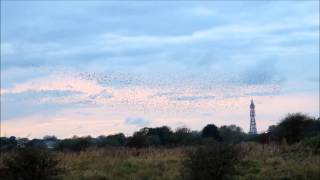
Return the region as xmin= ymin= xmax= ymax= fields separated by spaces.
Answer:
xmin=56 ymin=143 xmax=320 ymax=180
xmin=58 ymin=148 xmax=185 ymax=180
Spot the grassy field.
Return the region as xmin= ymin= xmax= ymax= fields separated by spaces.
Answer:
xmin=58 ymin=148 xmax=185 ymax=180
xmin=235 ymin=143 xmax=320 ymax=180
xmin=56 ymin=143 xmax=320 ymax=180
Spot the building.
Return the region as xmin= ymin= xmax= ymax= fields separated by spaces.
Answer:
xmin=249 ymin=99 xmax=257 ymax=134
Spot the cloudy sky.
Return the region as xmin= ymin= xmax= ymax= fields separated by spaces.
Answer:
xmin=1 ymin=1 xmax=319 ymax=138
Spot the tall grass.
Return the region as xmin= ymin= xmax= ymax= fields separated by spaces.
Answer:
xmin=235 ymin=143 xmax=320 ymax=180
xmin=1 ymin=144 xmax=318 ymax=180
xmin=58 ymin=147 xmax=185 ymax=180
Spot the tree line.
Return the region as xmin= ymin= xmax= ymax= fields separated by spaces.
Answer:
xmin=0 ymin=113 xmax=319 ymax=180
xmin=1 ymin=113 xmax=319 ymax=152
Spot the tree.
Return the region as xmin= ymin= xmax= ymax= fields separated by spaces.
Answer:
xmin=96 ymin=133 xmax=126 ymax=147
xmin=147 ymin=126 xmax=173 ymax=145
xmin=219 ymin=125 xmax=246 ymax=144
xmin=26 ymin=139 xmax=46 ymax=149
xmin=269 ymin=113 xmax=320 ymax=144
xmin=55 ymin=136 xmax=92 ymax=152
xmin=133 ymin=126 xmax=174 ymax=146
xmin=146 ymin=135 xmax=162 ymax=146
xmin=43 ymin=135 xmax=58 ymax=141
xmin=0 ymin=136 xmax=17 ymax=152
xmin=201 ymin=124 xmax=222 ymax=141
xmin=127 ymin=134 xmax=148 ymax=148
xmin=173 ymin=127 xmax=196 ymax=145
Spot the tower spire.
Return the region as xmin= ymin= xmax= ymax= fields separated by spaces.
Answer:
xmin=249 ymin=99 xmax=257 ymax=134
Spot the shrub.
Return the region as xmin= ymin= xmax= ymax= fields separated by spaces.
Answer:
xmin=303 ymin=135 xmax=320 ymax=153
xmin=0 ymin=148 xmax=61 ymax=180
xmin=183 ymin=142 xmax=240 ymax=180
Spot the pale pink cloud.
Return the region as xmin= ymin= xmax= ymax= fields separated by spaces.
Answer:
xmin=1 ymin=72 xmax=318 ymax=138
xmin=2 ymin=73 xmax=104 ymax=95
xmin=2 ymin=91 xmax=318 ymax=138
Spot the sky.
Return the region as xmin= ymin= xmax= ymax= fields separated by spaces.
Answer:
xmin=1 ymin=1 xmax=319 ymax=138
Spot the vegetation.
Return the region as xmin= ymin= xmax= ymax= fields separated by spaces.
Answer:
xmin=58 ymin=148 xmax=184 ymax=180
xmin=0 ymin=148 xmax=61 ymax=180
xmin=234 ymin=143 xmax=320 ymax=180
xmin=201 ymin=124 xmax=222 ymax=141
xmin=183 ymin=141 xmax=240 ymax=180
xmin=268 ymin=113 xmax=320 ymax=144
xmin=0 ymin=113 xmax=319 ymax=179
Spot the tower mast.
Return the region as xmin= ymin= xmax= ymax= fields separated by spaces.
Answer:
xmin=249 ymin=99 xmax=257 ymax=134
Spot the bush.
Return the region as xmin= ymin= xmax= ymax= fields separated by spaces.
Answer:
xmin=183 ymin=142 xmax=240 ymax=180
xmin=0 ymin=148 xmax=61 ymax=180
xmin=303 ymin=135 xmax=320 ymax=153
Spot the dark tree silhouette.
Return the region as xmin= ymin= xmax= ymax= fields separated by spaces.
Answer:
xmin=201 ymin=124 xmax=222 ymax=141
xmin=219 ymin=125 xmax=246 ymax=144
xmin=127 ymin=134 xmax=148 ymax=148
xmin=269 ymin=113 xmax=320 ymax=144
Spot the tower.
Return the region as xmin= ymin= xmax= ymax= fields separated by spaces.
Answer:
xmin=249 ymin=99 xmax=257 ymax=134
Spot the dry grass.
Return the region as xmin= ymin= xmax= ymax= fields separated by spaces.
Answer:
xmin=235 ymin=143 xmax=320 ymax=180
xmin=57 ymin=144 xmax=320 ymax=180
xmin=57 ymin=147 xmax=185 ymax=180
xmin=1 ymin=144 xmax=319 ymax=180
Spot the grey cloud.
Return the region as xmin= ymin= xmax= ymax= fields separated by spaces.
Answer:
xmin=4 ymin=89 xmax=81 ymax=97
xmin=150 ymin=91 xmax=182 ymax=98
xmin=88 ymin=90 xmax=113 ymax=100
xmin=171 ymin=95 xmax=215 ymax=101
xmin=1 ymin=91 xmax=75 ymax=120
xmin=308 ymin=77 xmax=320 ymax=83
xmin=244 ymin=91 xmax=281 ymax=97
xmin=125 ymin=117 xmax=150 ymax=127
xmin=240 ymin=60 xmax=285 ymax=85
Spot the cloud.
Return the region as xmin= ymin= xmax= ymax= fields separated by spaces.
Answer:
xmin=125 ymin=117 xmax=150 ymax=127
xmin=1 ymin=1 xmax=318 ymax=138
xmin=1 ymin=42 xmax=16 ymax=56
xmin=1 ymin=73 xmax=104 ymax=95
xmin=308 ymin=77 xmax=320 ymax=83
xmin=240 ymin=60 xmax=285 ymax=85
xmin=2 ymin=92 xmax=318 ymax=138
xmin=0 ymin=73 xmax=116 ymax=112
xmin=2 ymin=16 xmax=317 ymax=71
xmin=150 ymin=91 xmax=182 ymax=98
xmin=171 ymin=95 xmax=215 ymax=101
xmin=244 ymin=91 xmax=280 ymax=97
xmin=191 ymin=6 xmax=216 ymax=16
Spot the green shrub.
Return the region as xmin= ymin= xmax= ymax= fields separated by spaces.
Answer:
xmin=0 ymin=148 xmax=61 ymax=180
xmin=182 ymin=142 xmax=240 ymax=180
xmin=303 ymin=135 xmax=320 ymax=153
